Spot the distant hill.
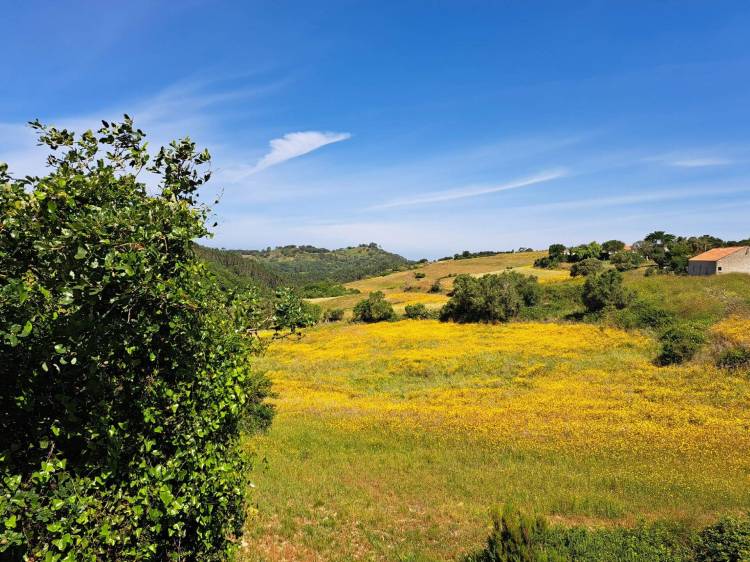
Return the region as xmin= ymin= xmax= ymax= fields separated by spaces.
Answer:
xmin=196 ymin=243 xmax=413 ymax=290
xmin=194 ymin=245 xmax=287 ymax=293
xmin=234 ymin=243 xmax=413 ymax=284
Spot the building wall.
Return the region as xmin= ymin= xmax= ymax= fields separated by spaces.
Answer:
xmin=717 ymin=247 xmax=750 ymax=274
xmin=688 ymin=260 xmax=717 ymax=276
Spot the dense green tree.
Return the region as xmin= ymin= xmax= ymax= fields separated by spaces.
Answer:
xmin=0 ymin=118 xmax=277 ymax=560
xmin=440 ymin=272 xmax=539 ymax=323
xmin=610 ymin=250 xmax=644 ymax=271
xmin=582 ymin=270 xmax=632 ymax=312
xmin=404 ymin=303 xmax=432 ymax=319
xmin=570 ymin=258 xmax=604 ymax=277
xmin=352 ymin=291 xmax=395 ymax=322
xmin=568 ymin=242 xmax=602 ymax=263
xmin=601 ymin=239 xmax=626 ymax=257
xmin=548 ymin=244 xmax=567 ymax=260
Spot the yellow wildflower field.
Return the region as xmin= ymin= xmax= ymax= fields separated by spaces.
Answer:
xmin=711 ymin=316 xmax=750 ymax=348
xmin=242 ymin=320 xmax=750 ymax=561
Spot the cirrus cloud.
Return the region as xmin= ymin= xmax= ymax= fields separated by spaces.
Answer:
xmin=250 ymin=130 xmax=351 ymax=174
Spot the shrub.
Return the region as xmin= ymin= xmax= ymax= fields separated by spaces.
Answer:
xmin=463 ymin=507 xmax=696 ymax=562
xmin=570 ymin=257 xmax=604 ymax=277
xmin=429 ymin=279 xmax=443 ymax=293
xmin=695 ymin=516 xmax=750 ymax=561
xmin=611 ymin=250 xmax=644 ymax=271
xmin=533 ymin=256 xmax=560 ymax=269
xmin=582 ymin=270 xmax=632 ymax=312
xmin=657 ymin=322 xmax=706 ymax=365
xmin=0 ymin=119 xmax=275 ymax=559
xmin=716 ymin=347 xmax=750 ymax=372
xmin=323 ymin=307 xmax=345 ymax=322
xmin=404 ymin=303 xmax=432 ymax=319
xmin=414 ymin=271 xmax=427 ymax=279
xmin=273 ymin=288 xmax=321 ymax=329
xmin=613 ymin=299 xmax=676 ymax=330
xmin=440 ymin=272 xmax=539 ymax=323
xmin=352 ymin=291 xmax=395 ymax=322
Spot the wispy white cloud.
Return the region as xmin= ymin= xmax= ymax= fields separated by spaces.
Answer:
xmin=670 ymin=157 xmax=732 ymax=168
xmin=517 ymin=184 xmax=750 ymax=213
xmin=644 ymin=152 xmax=736 ymax=169
xmin=248 ymin=131 xmax=351 ymax=175
xmin=368 ymin=169 xmax=567 ymax=210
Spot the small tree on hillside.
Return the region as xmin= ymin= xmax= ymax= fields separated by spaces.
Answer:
xmin=570 ymin=258 xmax=604 ymax=277
xmin=611 ymin=250 xmax=644 ymax=272
xmin=352 ymin=291 xmax=395 ymax=322
xmin=582 ymin=270 xmax=633 ymax=312
xmin=601 ymin=239 xmax=626 ymax=258
xmin=440 ymin=272 xmax=539 ymax=323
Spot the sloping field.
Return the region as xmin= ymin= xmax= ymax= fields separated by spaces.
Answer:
xmin=310 ymin=251 xmax=556 ymax=314
xmin=242 ymin=320 xmax=750 ymax=561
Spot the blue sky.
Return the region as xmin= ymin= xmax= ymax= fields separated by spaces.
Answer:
xmin=2 ymin=1 xmax=750 ymax=258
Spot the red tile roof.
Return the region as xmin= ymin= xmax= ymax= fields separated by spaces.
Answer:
xmin=688 ymin=246 xmax=747 ymax=262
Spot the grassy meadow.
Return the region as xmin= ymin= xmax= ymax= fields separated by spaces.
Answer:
xmin=241 ymin=272 xmax=750 ymax=561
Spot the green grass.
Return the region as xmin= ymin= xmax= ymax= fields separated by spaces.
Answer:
xmin=624 ymin=272 xmax=750 ymax=326
xmin=241 ymin=313 xmax=750 ymax=560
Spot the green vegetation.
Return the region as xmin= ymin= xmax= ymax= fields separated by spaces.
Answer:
xmin=582 ymin=270 xmax=633 ymax=312
xmin=0 ymin=119 xmax=280 ymax=560
xmin=441 ymin=249 xmax=525 ymax=261
xmin=195 ymin=244 xmax=285 ymax=293
xmin=570 ymin=257 xmax=604 ymax=277
xmin=441 ymin=272 xmax=539 ymax=323
xmin=298 ymin=280 xmax=360 ymax=298
xmin=611 ymin=249 xmax=644 ymax=271
xmin=657 ymin=323 xmax=706 ymax=366
xmin=237 ymin=242 xmax=412 ymax=284
xmin=464 ymin=508 xmax=750 ymax=562
xmin=404 ymin=302 xmax=433 ymax=319
xmin=322 ymin=307 xmax=345 ymax=322
xmin=352 ymin=290 xmax=395 ymax=322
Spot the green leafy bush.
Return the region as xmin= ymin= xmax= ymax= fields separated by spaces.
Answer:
xmin=441 ymin=272 xmax=539 ymax=323
xmin=582 ymin=270 xmax=633 ymax=312
xmin=657 ymin=323 xmax=706 ymax=365
xmin=570 ymin=258 xmax=604 ymax=277
xmin=414 ymin=271 xmax=427 ymax=279
xmin=716 ymin=347 xmax=750 ymax=372
xmin=464 ymin=508 xmax=750 ymax=562
xmin=404 ymin=303 xmax=432 ymax=319
xmin=429 ymin=279 xmax=443 ymax=293
xmin=323 ymin=307 xmax=345 ymax=322
xmin=352 ymin=291 xmax=395 ymax=322
xmin=533 ymin=256 xmax=560 ymax=269
xmin=695 ymin=516 xmax=750 ymax=561
xmin=611 ymin=250 xmax=644 ymax=272
xmin=613 ymin=299 xmax=676 ymax=330
xmin=0 ymin=119 xmax=274 ymax=560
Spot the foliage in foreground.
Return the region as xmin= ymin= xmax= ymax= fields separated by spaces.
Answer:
xmin=464 ymin=508 xmax=750 ymax=562
xmin=0 ymin=119 xmax=275 ymax=560
xmin=441 ymin=272 xmax=539 ymax=323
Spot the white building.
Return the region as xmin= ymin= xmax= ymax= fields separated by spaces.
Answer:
xmin=687 ymin=246 xmax=750 ymax=276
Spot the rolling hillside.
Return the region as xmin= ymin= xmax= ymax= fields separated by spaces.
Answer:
xmin=235 ymin=243 xmax=413 ymax=284
xmin=309 ymin=250 xmax=569 ymax=315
